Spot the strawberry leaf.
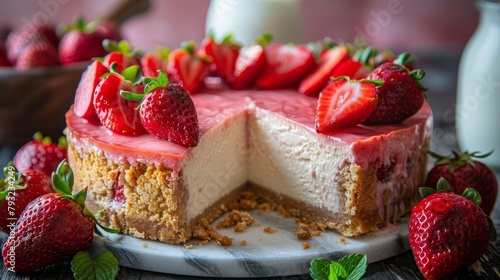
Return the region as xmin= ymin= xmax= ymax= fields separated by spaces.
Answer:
xmin=71 ymin=251 xmax=119 ymax=280
xmin=436 ymin=177 xmax=454 ymax=192
xmin=419 ymin=187 xmax=437 ymax=198
xmin=121 ymin=65 xmax=140 ymax=82
xmin=462 ymin=188 xmax=482 ymax=206
xmin=487 ymin=216 xmax=497 ymax=242
xmin=52 ymin=173 xmax=72 ymax=196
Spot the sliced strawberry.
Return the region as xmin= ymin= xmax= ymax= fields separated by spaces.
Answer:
xmin=256 ymin=43 xmax=315 ymax=89
xmin=102 ymin=40 xmax=140 ymax=73
xmin=299 ymin=44 xmax=349 ymax=96
xmin=73 ymin=60 xmax=109 ymax=122
xmin=140 ymin=47 xmax=170 ymax=77
xmin=93 ymin=67 xmax=145 ymax=136
xmin=331 ymin=59 xmax=369 ymax=80
xmin=199 ymin=34 xmax=240 ymax=80
xmin=168 ymin=41 xmax=210 ymax=93
xmin=228 ymin=34 xmax=270 ymax=90
xmin=315 ymin=78 xmax=380 ymax=133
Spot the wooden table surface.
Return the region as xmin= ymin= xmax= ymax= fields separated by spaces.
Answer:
xmin=1 ymin=51 xmax=500 ymax=279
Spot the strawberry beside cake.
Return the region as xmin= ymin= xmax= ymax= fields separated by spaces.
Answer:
xmin=65 ymin=38 xmax=433 ymax=244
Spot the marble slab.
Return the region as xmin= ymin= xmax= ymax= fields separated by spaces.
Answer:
xmin=90 ymin=210 xmax=410 ymax=278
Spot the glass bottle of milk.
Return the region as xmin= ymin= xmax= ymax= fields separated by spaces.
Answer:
xmin=205 ymin=0 xmax=302 ymax=45
xmin=456 ymin=0 xmax=500 ymax=169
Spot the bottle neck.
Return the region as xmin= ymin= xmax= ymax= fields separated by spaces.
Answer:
xmin=478 ymin=1 xmax=500 ymax=26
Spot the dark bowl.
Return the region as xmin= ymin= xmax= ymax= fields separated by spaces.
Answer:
xmin=0 ymin=63 xmax=86 ymax=144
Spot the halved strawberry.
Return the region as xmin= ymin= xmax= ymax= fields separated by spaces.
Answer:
xmin=331 ymin=47 xmax=376 ymax=80
xmin=93 ymin=65 xmax=145 ymax=136
xmin=199 ymin=33 xmax=240 ymax=80
xmin=102 ymin=40 xmax=140 ymax=73
xmin=73 ymin=60 xmax=109 ymax=123
xmin=228 ymin=34 xmax=270 ymax=89
xmin=315 ymin=77 xmax=380 ymax=133
xmin=299 ymin=44 xmax=348 ymax=96
xmin=167 ymin=41 xmax=211 ymax=93
xmin=141 ymin=47 xmax=171 ymax=77
xmin=256 ymin=43 xmax=315 ymax=89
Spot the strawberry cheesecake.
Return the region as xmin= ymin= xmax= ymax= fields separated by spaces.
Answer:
xmin=65 ymin=39 xmax=433 ymax=244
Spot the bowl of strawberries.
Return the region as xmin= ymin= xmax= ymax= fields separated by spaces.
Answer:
xmin=0 ymin=18 xmax=121 ymax=144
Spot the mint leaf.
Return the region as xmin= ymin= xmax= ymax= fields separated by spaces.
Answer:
xmin=329 ymin=262 xmax=347 ymax=280
xmin=71 ymin=251 xmax=119 ymax=280
xmin=310 ymin=258 xmax=331 ymax=280
xmin=338 ymin=254 xmax=367 ymax=280
xmin=310 ymin=254 xmax=367 ymax=280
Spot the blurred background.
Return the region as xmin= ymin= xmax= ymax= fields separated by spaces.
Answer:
xmin=0 ymin=0 xmax=479 ymax=53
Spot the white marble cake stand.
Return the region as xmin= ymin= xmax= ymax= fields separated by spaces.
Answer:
xmin=90 ymin=210 xmax=410 ymax=278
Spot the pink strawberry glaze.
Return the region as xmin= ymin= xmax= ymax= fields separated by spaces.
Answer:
xmin=66 ymin=85 xmax=432 ymax=173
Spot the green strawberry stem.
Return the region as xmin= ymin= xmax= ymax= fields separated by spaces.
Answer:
xmin=121 ymin=70 xmax=169 ymax=103
xmin=103 ymin=39 xmax=133 ymax=56
xmin=52 ymin=160 xmax=118 ymax=235
xmin=429 ymin=150 xmax=494 ymax=171
xmin=0 ymin=162 xmax=24 ymax=200
xmin=330 ymin=76 xmax=384 ymax=87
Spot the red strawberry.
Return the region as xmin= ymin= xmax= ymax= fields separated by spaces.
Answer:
xmin=141 ymin=47 xmax=170 ymax=77
xmin=93 ymin=66 xmax=145 ymax=136
xmin=93 ymin=20 xmax=121 ymax=41
xmin=199 ymin=34 xmax=240 ymax=80
xmin=0 ymin=163 xmax=53 ymax=233
xmin=330 ymin=47 xmax=376 ymax=80
xmin=167 ymin=41 xmax=211 ymax=92
xmin=315 ymin=77 xmax=380 ymax=133
xmin=6 ymin=22 xmax=59 ymax=65
xmin=15 ymin=40 xmax=59 ymax=70
xmin=425 ymin=150 xmax=498 ymax=215
xmin=58 ymin=18 xmax=107 ymax=65
xmin=122 ymin=71 xmax=199 ymax=147
xmin=0 ymin=46 xmax=11 ymax=67
xmin=409 ymin=178 xmax=495 ymax=280
xmin=227 ymin=34 xmax=270 ymax=90
xmin=1 ymin=161 xmax=117 ymax=272
xmin=13 ymin=132 xmax=67 ymax=176
xmin=102 ymin=39 xmax=140 ymax=73
xmin=73 ymin=60 xmax=110 ymax=122
xmin=363 ymin=52 xmax=427 ymax=124
xmin=299 ymin=44 xmax=348 ymax=96
xmin=256 ymin=43 xmax=315 ymax=89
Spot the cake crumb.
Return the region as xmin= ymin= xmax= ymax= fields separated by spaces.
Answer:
xmin=234 ymin=222 xmax=248 ymax=232
xmin=185 ymin=244 xmax=193 ymax=249
xmin=339 ymin=237 xmax=347 ymax=245
xmin=217 ymin=210 xmax=254 ymax=230
xmin=240 ymin=240 xmax=247 ymax=246
xmin=295 ymin=223 xmax=312 ymax=240
xmin=141 ymin=242 xmax=148 ymax=248
xmin=302 ymin=242 xmax=311 ymax=249
xmin=193 ymin=218 xmax=234 ymax=246
xmin=263 ymin=226 xmax=277 ymax=234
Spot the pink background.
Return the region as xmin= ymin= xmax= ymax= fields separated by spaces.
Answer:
xmin=0 ymin=0 xmax=479 ymax=53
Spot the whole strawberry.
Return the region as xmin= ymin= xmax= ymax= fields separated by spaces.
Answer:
xmin=409 ymin=178 xmax=496 ymax=280
xmin=121 ymin=70 xmax=199 ymax=147
xmin=425 ymin=150 xmax=498 ymax=215
xmin=0 ymin=163 xmax=53 ymax=233
xmin=13 ymin=132 xmax=68 ymax=177
xmin=363 ymin=52 xmax=427 ymax=124
xmin=1 ymin=161 xmax=117 ymax=272
xmin=58 ymin=17 xmax=107 ymax=65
